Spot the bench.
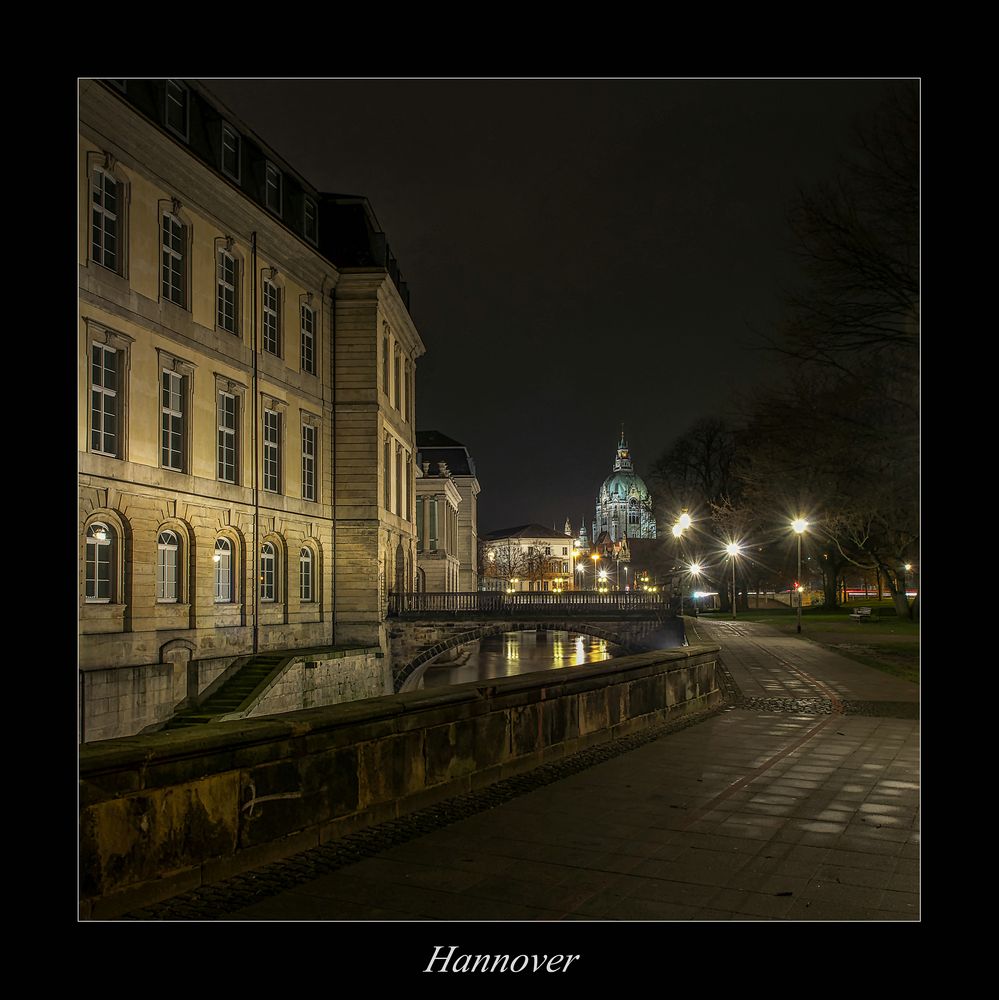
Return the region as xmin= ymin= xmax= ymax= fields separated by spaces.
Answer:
xmin=849 ymin=606 xmax=874 ymax=621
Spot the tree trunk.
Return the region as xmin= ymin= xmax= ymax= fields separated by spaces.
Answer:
xmin=882 ymin=566 xmax=911 ymax=619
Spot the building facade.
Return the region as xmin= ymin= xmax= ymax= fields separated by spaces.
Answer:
xmin=593 ymin=432 xmax=657 ymax=543
xmin=414 ymin=465 xmax=462 ymax=592
xmin=415 ymin=432 xmax=481 ymax=591
xmin=79 ymin=79 xmax=424 ymax=741
xmin=480 ymin=524 xmax=578 ymax=592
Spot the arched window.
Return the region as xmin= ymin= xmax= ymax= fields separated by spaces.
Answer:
xmin=85 ymin=522 xmax=114 ymax=602
xmin=214 ymin=537 xmax=233 ymax=603
xmin=629 ymin=499 xmax=640 ymax=525
xmin=157 ymin=530 xmax=179 ymax=602
xmin=300 ymin=547 xmax=313 ymax=602
xmin=260 ymin=542 xmax=276 ymax=602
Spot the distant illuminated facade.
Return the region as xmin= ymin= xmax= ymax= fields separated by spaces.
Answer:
xmin=592 ymin=432 xmax=656 ymax=542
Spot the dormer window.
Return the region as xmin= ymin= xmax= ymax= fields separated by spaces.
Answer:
xmin=265 ymin=162 xmax=282 ymax=214
xmin=165 ymin=80 xmax=189 ymax=140
xmin=221 ymin=123 xmax=241 ymax=181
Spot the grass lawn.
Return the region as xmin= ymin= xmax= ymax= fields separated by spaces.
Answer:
xmin=701 ymin=604 xmax=919 ymax=684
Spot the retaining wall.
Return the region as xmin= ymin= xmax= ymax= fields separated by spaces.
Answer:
xmin=80 ymin=643 xmax=722 ymax=918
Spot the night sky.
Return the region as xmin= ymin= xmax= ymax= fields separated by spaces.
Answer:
xmin=204 ymin=78 xmax=906 ymax=534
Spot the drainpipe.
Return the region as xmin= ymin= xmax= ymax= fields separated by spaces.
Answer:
xmin=251 ymin=232 xmax=259 ymax=655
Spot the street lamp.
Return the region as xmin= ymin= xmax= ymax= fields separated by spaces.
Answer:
xmin=591 ymin=552 xmax=599 ymax=592
xmin=576 ymin=561 xmax=586 ymax=591
xmin=725 ymin=542 xmax=741 ymax=619
xmin=792 ymin=518 xmax=808 ymax=634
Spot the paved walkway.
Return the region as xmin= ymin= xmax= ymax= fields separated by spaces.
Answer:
xmin=135 ymin=619 xmax=920 ymax=921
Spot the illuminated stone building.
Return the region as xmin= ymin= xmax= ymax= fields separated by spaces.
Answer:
xmin=480 ymin=524 xmax=577 ymax=592
xmin=79 ymin=79 xmax=424 ymax=741
xmin=592 ymin=432 xmax=657 ymax=543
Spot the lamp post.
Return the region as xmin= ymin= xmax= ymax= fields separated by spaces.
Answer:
xmin=725 ymin=543 xmax=741 ymax=619
xmin=591 ymin=552 xmax=599 ymax=594
xmin=688 ymin=561 xmax=702 ymax=616
xmin=792 ymin=518 xmax=808 ymax=634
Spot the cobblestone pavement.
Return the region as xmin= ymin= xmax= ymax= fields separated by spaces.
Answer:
xmin=124 ymin=619 xmax=919 ymax=921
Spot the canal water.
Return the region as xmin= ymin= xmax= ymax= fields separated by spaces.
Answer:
xmin=419 ymin=629 xmax=616 ymax=690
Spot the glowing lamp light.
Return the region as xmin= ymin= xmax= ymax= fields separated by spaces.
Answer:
xmin=678 ymin=512 xmax=692 ymax=530
xmin=689 ymin=562 xmax=702 ymax=575
xmin=792 ymin=518 xmax=808 ymax=534
xmin=725 ymin=543 xmax=741 ymax=557
xmin=904 ymin=563 xmax=912 ymax=572
xmin=93 ymin=526 xmax=107 ymax=541
xmin=671 ymin=523 xmax=683 ymax=538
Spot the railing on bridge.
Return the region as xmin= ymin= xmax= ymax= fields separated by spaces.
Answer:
xmin=388 ymin=590 xmax=669 ymax=616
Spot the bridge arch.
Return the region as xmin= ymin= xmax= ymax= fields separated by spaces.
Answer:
xmin=394 ymin=620 xmax=639 ymax=693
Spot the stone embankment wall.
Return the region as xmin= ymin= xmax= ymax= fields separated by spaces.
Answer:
xmin=80 ymin=643 xmax=721 ymax=918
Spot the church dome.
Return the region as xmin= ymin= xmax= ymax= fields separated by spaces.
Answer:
xmin=601 ymin=469 xmax=651 ymax=500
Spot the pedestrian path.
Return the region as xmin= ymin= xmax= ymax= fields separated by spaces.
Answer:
xmin=128 ymin=619 xmax=919 ymax=921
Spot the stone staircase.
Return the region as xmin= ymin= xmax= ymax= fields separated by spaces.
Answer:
xmin=164 ymin=653 xmax=288 ymax=729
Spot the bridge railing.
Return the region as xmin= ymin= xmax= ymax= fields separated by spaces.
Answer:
xmin=388 ymin=591 xmax=669 ymax=616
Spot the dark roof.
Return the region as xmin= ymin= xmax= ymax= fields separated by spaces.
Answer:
xmin=482 ymin=524 xmax=573 ymax=541
xmin=416 ymin=431 xmax=477 ymax=477
xmin=416 ymin=430 xmax=466 ymax=448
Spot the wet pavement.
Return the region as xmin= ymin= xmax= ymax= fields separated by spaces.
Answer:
xmin=125 ymin=619 xmax=919 ymax=922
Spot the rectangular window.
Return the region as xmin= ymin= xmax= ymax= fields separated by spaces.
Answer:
xmin=90 ymin=344 xmax=118 ymax=456
xmin=302 ymin=423 xmax=316 ymax=501
xmin=415 ymin=497 xmax=424 ymax=552
xmin=262 ymin=280 xmax=280 ymax=355
xmin=217 ymin=250 xmax=237 ymax=333
xmin=383 ymin=438 xmax=391 ymax=510
xmin=395 ymin=447 xmax=403 ymax=515
xmin=429 ymin=499 xmax=438 ymax=552
xmin=221 ymin=123 xmax=241 ymax=181
xmin=382 ymin=336 xmax=390 ymax=394
xmin=393 ymin=351 xmax=401 ymax=410
xmin=265 ymin=162 xmax=282 ymax=214
xmin=91 ymin=168 xmax=119 ymax=273
xmin=300 ymin=304 xmax=315 ymax=374
xmin=263 ymin=409 xmax=280 ymax=492
xmin=161 ymin=370 xmax=184 ymax=470
xmin=217 ymin=391 xmax=238 ymax=483
xmin=161 ymin=214 xmax=186 ymax=306
xmin=165 ymin=80 xmax=189 ymax=139
xmin=304 ymin=196 xmax=318 ymax=243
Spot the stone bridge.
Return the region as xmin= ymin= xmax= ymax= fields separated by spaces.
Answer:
xmin=386 ymin=592 xmax=683 ymax=693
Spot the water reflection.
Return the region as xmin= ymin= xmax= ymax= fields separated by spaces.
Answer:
xmin=420 ymin=629 xmax=613 ymax=689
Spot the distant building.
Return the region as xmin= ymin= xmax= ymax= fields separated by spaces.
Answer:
xmin=416 ymin=432 xmax=481 ymax=591
xmin=592 ymin=431 xmax=656 ymax=543
xmin=414 ymin=460 xmax=462 ymax=591
xmin=480 ymin=524 xmax=577 ymax=592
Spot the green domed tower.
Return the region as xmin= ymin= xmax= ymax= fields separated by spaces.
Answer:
xmin=592 ymin=430 xmax=657 ymax=542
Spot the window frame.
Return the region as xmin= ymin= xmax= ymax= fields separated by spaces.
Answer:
xmin=217 ymin=389 xmax=239 ymax=484
xmin=300 ymin=302 xmax=315 ymax=375
xmin=165 ymin=80 xmax=189 ymax=140
xmin=260 ymin=542 xmax=277 ymax=602
xmin=157 ymin=529 xmax=180 ymax=603
xmin=216 ymin=246 xmax=239 ymax=334
xmin=85 ymin=522 xmax=114 ymax=603
xmin=263 ymin=408 xmax=281 ymax=493
xmin=90 ymin=165 xmax=121 ymax=274
xmin=221 ymin=122 xmax=241 ymax=182
xmin=304 ymin=196 xmax=318 ymax=244
xmin=161 ymin=368 xmax=186 ymax=472
xmin=262 ymin=278 xmax=281 ymax=356
xmin=90 ymin=342 xmax=119 ymax=458
xmin=161 ymin=211 xmax=187 ymax=307
xmin=300 ymin=547 xmax=313 ymax=602
xmin=301 ymin=421 xmax=316 ymax=502
xmin=265 ymin=161 xmax=283 ymax=215
xmin=214 ymin=537 xmax=234 ymax=603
